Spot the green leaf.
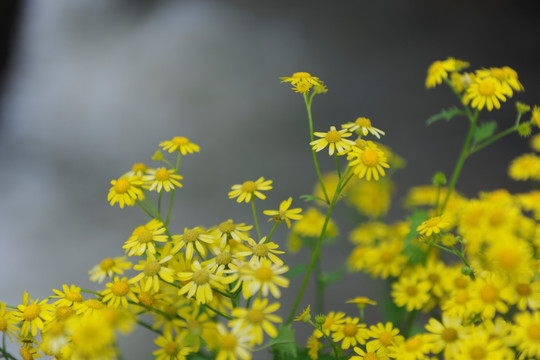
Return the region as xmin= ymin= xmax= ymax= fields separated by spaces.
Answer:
xmin=270 ymin=325 xmax=298 ymax=359
xmin=473 ymin=120 xmax=497 ymax=143
xmin=321 ymin=265 xmax=346 ymax=284
xmin=286 ymin=263 xmax=309 ymax=279
xmin=426 ymin=107 xmax=466 ymax=126
xmin=403 ymin=210 xmax=429 ymax=265
xmin=299 ymin=194 xmax=326 ymax=203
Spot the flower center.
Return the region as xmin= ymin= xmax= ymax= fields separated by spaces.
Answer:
xmin=380 ymin=251 xmax=394 ymax=263
xmin=246 ymin=309 xmax=264 ymax=324
xmin=20 ymin=347 xmax=33 ymax=360
xmin=23 ymin=304 xmax=41 ymax=321
xmin=221 ymin=334 xmax=238 ymax=350
xmin=405 ymin=337 xmax=422 ymax=352
xmin=477 ymin=80 xmax=495 ymax=96
xmin=216 ymin=252 xmax=232 ymax=265
xmin=428 ymin=274 xmax=439 ymax=284
xmin=425 ymin=217 xmax=441 ymax=227
xmin=165 ymin=342 xmax=178 ymax=355
xmin=489 ymin=211 xmax=505 ymax=226
xmin=469 ymin=345 xmax=486 ymax=359
xmin=112 ymin=280 xmax=129 ymax=296
xmin=454 ymin=277 xmax=468 ymax=289
xmin=516 ymin=283 xmax=531 ymax=296
xmin=241 ymin=181 xmax=257 ymax=193
xmin=219 ymin=221 xmax=236 ymax=233
xmin=86 ymin=299 xmax=105 ymax=310
xmin=144 ymin=261 xmax=161 ymax=277
xmin=455 ymin=290 xmax=469 ymax=304
xmin=497 ymin=250 xmax=518 ymax=270
xmin=255 ymin=267 xmax=273 ymax=282
xmin=480 ymin=284 xmax=498 ymax=303
xmin=184 ymin=229 xmax=200 ymax=243
xmin=343 ymin=323 xmax=358 ymax=337
xmin=292 ymin=72 xmax=311 ymax=78
xmin=138 ymin=292 xmax=154 ymax=307
xmin=138 ymin=230 xmax=154 ymax=244
xmin=379 ymin=332 xmax=394 ymax=346
xmin=325 ymin=130 xmax=342 ymax=143
xmin=114 ymin=178 xmax=130 ymax=194
xmin=441 ymin=328 xmax=458 ymax=342
xmin=48 ymin=321 xmax=65 ymax=336
xmin=295 ymin=81 xmax=312 ymax=93
xmin=154 ymin=168 xmax=170 ymax=181
xmin=360 ymin=149 xmax=379 ymax=167
xmin=100 ymin=258 xmax=115 ymax=270
xmin=65 ymin=292 xmax=83 ymax=303
xmin=364 ymin=354 xmax=378 ymax=360
xmin=406 ymin=286 xmax=418 ymax=296
xmin=131 ymin=163 xmax=146 ymax=172
xmin=355 ymin=139 xmax=368 ymax=149
xmin=172 ymin=137 xmax=190 ymax=146
xmin=527 ymin=323 xmax=540 ymax=341
xmin=356 ymin=117 xmax=372 ymax=127
xmin=253 ymin=244 xmax=269 ymax=257
xmin=490 ymin=68 xmax=505 ymax=81
xmin=192 ymin=269 xmax=210 ymax=285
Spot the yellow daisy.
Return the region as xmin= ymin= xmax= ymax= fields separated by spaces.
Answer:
xmin=391 ymin=275 xmax=431 ymax=312
xmin=243 ymin=259 xmax=289 ymax=299
xmin=416 ymin=214 xmax=450 ymax=236
xmin=123 ymin=219 xmax=168 ymax=256
xmin=454 ymin=331 xmax=508 ymax=360
xmin=310 ymin=126 xmax=355 ymax=155
xmin=129 ymin=252 xmax=175 ymax=292
xmin=511 ymin=311 xmax=540 ymax=358
xmin=351 ymin=342 xmax=389 ymax=360
xmin=88 ymin=256 xmax=132 ymax=283
xmin=51 ymin=284 xmax=84 ymax=308
xmin=159 ymin=136 xmax=200 ymax=155
xmin=13 ymin=292 xmax=54 ymax=337
xmin=425 ymin=315 xmax=467 ymax=357
xmin=389 ymin=334 xmax=432 ymax=360
xmin=0 ymin=301 xmax=19 ymax=342
xmin=332 ymin=316 xmax=369 ymax=350
xmin=212 ymin=219 xmax=252 ymax=248
xmin=67 ymin=314 xmax=115 ymax=359
xmin=425 ymin=58 xmax=456 ymax=88
xmin=280 ymin=72 xmax=326 ymax=94
xmin=101 ymin=276 xmax=138 ymax=308
xmin=126 ymin=162 xmax=147 ymax=177
xmin=237 ymin=236 xmax=285 ymax=265
xmin=463 ymin=75 xmax=507 ymax=111
xmin=263 ymin=197 xmax=303 ymax=228
xmin=342 ymin=117 xmax=386 ymax=139
xmin=107 ymin=175 xmax=144 ymax=208
xmin=230 ymin=298 xmax=282 ymax=345
xmin=294 ymin=304 xmax=311 ymax=323
xmin=366 ymin=322 xmax=404 ymax=352
xmin=177 ymin=261 xmax=231 ymax=304
xmin=153 ymin=330 xmax=194 ymax=360
xmin=215 ymin=323 xmax=252 ymax=360
xmin=292 ymin=207 xmax=338 ymax=238
xmin=228 ymin=177 xmax=273 ymax=203
xmin=347 ymin=141 xmax=390 ymax=181
xmin=172 ymin=226 xmax=214 ymax=261
xmin=476 ymin=66 xmax=524 ymax=96
xmin=508 ymin=153 xmax=540 ymax=181
xmin=144 ymin=167 xmax=183 ymax=192
xmin=313 ymin=311 xmax=345 ymax=338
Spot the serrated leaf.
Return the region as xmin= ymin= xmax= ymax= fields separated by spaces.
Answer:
xmin=286 ymin=263 xmax=309 ymax=279
xmin=270 ymin=325 xmax=298 ymax=359
xmin=473 ymin=120 xmax=497 ymax=143
xmin=426 ymin=107 xmax=466 ymax=126
xmin=403 ymin=210 xmax=429 ymax=265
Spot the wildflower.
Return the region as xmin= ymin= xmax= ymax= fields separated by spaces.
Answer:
xmin=215 ymin=323 xmax=252 ymax=360
xmin=346 ymin=178 xmax=393 ymax=218
xmin=486 ymin=237 xmax=533 ymax=278
xmin=351 ymin=342 xmax=388 ymax=360
xmin=454 ymin=331 xmax=508 ymax=360
xmin=363 ymin=240 xmax=408 ymax=279
xmin=425 ymin=315 xmax=467 ymax=357
xmin=346 ymin=296 xmax=377 ymax=310
xmin=512 ymin=276 xmax=540 ymax=311
xmin=123 ymin=219 xmax=168 ymax=256
xmin=88 ymin=256 xmax=132 ymax=283
xmin=280 ymin=72 xmax=326 ymax=94
xmin=391 ymin=275 xmax=431 ymax=312
xmin=367 ymin=322 xmax=403 ymax=352
xmin=76 ymin=299 xmax=106 ymax=318
xmin=516 ymin=101 xmax=531 ymax=115
xmin=463 ymin=75 xmax=507 ymax=111
xmin=228 ymin=177 xmax=273 ymax=203
xmin=13 ymin=291 xmax=54 ymax=337
xmin=107 ymin=175 xmax=144 ymax=208
xmin=177 ymin=261 xmax=230 ymax=304
xmin=416 ymin=214 xmax=450 ymax=236
xmin=425 ymin=58 xmax=456 ymax=88
xmin=237 ymin=236 xmax=285 ymax=265
xmin=67 ymin=314 xmax=115 ymax=359
xmin=159 ymin=136 xmax=200 ymax=155
xmin=19 ymin=346 xmax=41 ymax=360
xmin=172 ymin=226 xmax=214 ymax=260
xmin=243 ymin=259 xmax=289 ymax=299
xmin=263 ymin=197 xmax=303 ymax=228
xmin=508 ymin=153 xmax=540 ymax=181
xmin=213 ymin=219 xmax=252 ymax=248
xmin=0 ymin=302 xmax=18 ymax=342
xmin=230 ymin=298 xmax=282 ymax=345
xmin=332 ymin=317 xmax=369 ymax=349
xmin=389 ymin=334 xmax=432 ymax=360
xmin=144 ymin=167 xmax=183 ymax=192
xmin=314 ymin=311 xmax=346 ymax=338
xmin=310 ymin=126 xmax=355 ymax=155
xmin=342 ymin=117 xmax=385 ymax=139
xmin=307 ymin=335 xmax=322 ymax=360
xmin=51 ymin=284 xmax=84 ymax=308
xmin=532 ymin=105 xmax=540 ymax=127
xmin=294 ymin=305 xmax=311 ymax=323
xmin=471 ymin=272 xmax=513 ymax=319
xmin=129 ymin=252 xmax=175 ymax=292
xmin=476 ymin=66 xmax=524 ymax=96
xmin=101 ymin=276 xmax=138 ymax=308
xmin=153 ymin=330 xmax=193 ymax=360
xmin=511 ymin=311 xmax=540 ymax=358
xmin=347 ymin=142 xmax=390 ymax=181
xmin=531 ymin=133 xmax=540 ymax=151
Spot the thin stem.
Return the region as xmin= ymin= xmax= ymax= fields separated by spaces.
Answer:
xmin=441 ymin=110 xmax=478 ymax=212
xmin=157 ymin=191 xmax=163 ymax=216
xmin=304 ymin=93 xmax=329 ymax=204
xmin=266 ymin=223 xmax=278 ymax=243
xmin=335 ymin=154 xmax=342 ymax=179
xmin=309 ymin=320 xmax=340 ymax=359
xmin=313 ymin=254 xmax=325 ymax=315
xmin=251 ymin=199 xmax=262 ymax=240
xmin=137 ymin=320 xmax=162 ymax=335
xmin=165 ymin=154 xmax=182 ymax=226
xmin=403 ymin=309 xmax=417 ymax=338
xmin=81 ymin=289 xmax=103 ymax=298
xmin=203 ymin=304 xmax=232 ymax=320
xmin=469 ymin=123 xmax=519 ymax=155
xmin=136 ymin=200 xmax=156 ymax=219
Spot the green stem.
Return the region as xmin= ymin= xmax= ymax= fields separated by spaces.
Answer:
xmin=251 ymin=199 xmax=262 ymax=240
xmin=304 ymin=93 xmax=329 ymax=204
xmin=136 ymin=200 xmax=156 ymax=219
xmin=313 ymin=254 xmax=325 ymax=314
xmin=287 ymin=167 xmax=352 ymax=324
xmin=203 ymin=304 xmax=232 ymax=320
xmin=402 ymin=309 xmax=417 ymax=338
xmin=469 ymin=123 xmax=520 ymax=155
xmin=441 ymin=110 xmax=478 ymax=212
xmin=309 ymin=320 xmax=340 ymax=359
xmin=165 ymin=154 xmax=182 ymax=226
xmin=157 ymin=191 xmax=163 ymax=216
xmin=81 ymin=289 xmax=103 ymax=298
xmin=335 ymin=154 xmax=342 ymax=179
xmin=266 ymin=223 xmax=278 ymax=243
xmin=137 ymin=320 xmax=162 ymax=335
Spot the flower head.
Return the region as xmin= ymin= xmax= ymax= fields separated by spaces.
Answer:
xmin=463 ymin=75 xmax=508 ymax=111
xmin=228 ymin=177 xmax=273 ymax=203
xmin=263 ymin=197 xmax=303 ymax=228
xmin=107 ymin=175 xmax=144 ymax=208
xmin=416 ymin=214 xmax=450 ymax=236
xmin=280 ymin=72 xmax=327 ymax=94
xmin=342 ymin=117 xmax=385 ymax=139
xmin=347 ymin=142 xmax=390 ymax=181
xmin=310 ymin=126 xmax=355 ymax=156
xmin=425 ymin=58 xmax=457 ymax=88
xmin=294 ymin=305 xmax=311 ymax=323
xmin=144 ymin=167 xmax=183 ymax=192
xmin=159 ymin=136 xmax=200 ymax=155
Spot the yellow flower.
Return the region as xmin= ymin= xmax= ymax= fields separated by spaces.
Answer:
xmin=313 ymin=311 xmax=345 ymax=338
xmin=532 ymin=105 xmax=540 ymax=127
xmin=346 ymin=296 xmax=377 ymax=310
xmin=508 ymin=153 xmax=540 ymax=181
xmin=144 ymin=167 xmax=183 ymax=192
xmin=123 ymin=219 xmax=168 ymax=256
xmin=347 ymin=141 xmax=390 ymax=181
xmin=101 ymin=276 xmax=138 ymax=308
xmin=454 ymin=331 xmax=509 ymax=360
xmin=310 ymin=126 xmax=355 ymax=155
xmin=388 ymin=334 xmax=432 ymax=360
xmin=363 ymin=240 xmax=408 ymax=279
xmin=307 ymin=335 xmax=323 ymax=359
xmin=126 ymin=162 xmax=147 ymax=177
xmin=263 ymin=197 xmax=303 ymax=228
xmin=332 ymin=317 xmax=369 ymax=349
xmin=67 ymin=314 xmax=116 ymax=359
xmin=425 ymin=315 xmax=467 ymax=357
xmin=511 ymin=311 xmax=540 ymax=358
xmin=215 ymin=323 xmax=252 ymax=360
xmin=0 ymin=302 xmax=19 ymax=342
xmin=172 ymin=226 xmax=215 ymax=261
xmin=13 ymin=292 xmax=54 ymax=337
xmin=237 ymin=236 xmax=285 ymax=266
xmin=51 ymin=284 xmax=84 ymax=308
xmin=228 ymin=177 xmax=273 ymax=203
xmin=471 ymin=272 xmax=513 ymax=319
xmin=88 ymin=256 xmax=132 ymax=283
xmin=476 ymin=66 xmax=524 ymax=96
xmin=367 ymin=322 xmax=403 ymax=352
xmin=243 ymin=259 xmax=289 ymax=299
xmin=463 ymin=75 xmax=508 ymax=111
xmin=391 ymin=275 xmax=431 ymax=312
xmin=416 ymin=214 xmax=450 ymax=236
xmin=292 ymin=207 xmax=338 ymax=238
xmin=230 ymin=298 xmax=282 ymax=345
xmin=280 ymin=72 xmax=326 ymax=94
xmin=530 ymin=133 xmax=540 ymax=151
xmin=153 ymin=330 xmax=193 ymax=360
xmin=294 ymin=304 xmax=311 ymax=323
xmin=213 ymin=219 xmax=252 ymax=248
xmin=159 ymin=136 xmax=200 ymax=155
xmin=129 ymin=252 xmax=175 ymax=292
xmin=342 ymin=117 xmax=386 ymax=139
xmin=425 ymin=58 xmax=456 ymax=88
xmin=351 ymin=342 xmax=388 ymax=360
xmin=107 ymin=175 xmax=144 ymax=208
xmin=177 ymin=261 xmax=231 ymax=304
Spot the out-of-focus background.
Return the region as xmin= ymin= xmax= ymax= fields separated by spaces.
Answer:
xmin=1 ymin=0 xmax=538 ymax=358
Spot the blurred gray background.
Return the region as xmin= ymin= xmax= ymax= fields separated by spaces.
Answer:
xmin=1 ymin=0 xmax=538 ymax=358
